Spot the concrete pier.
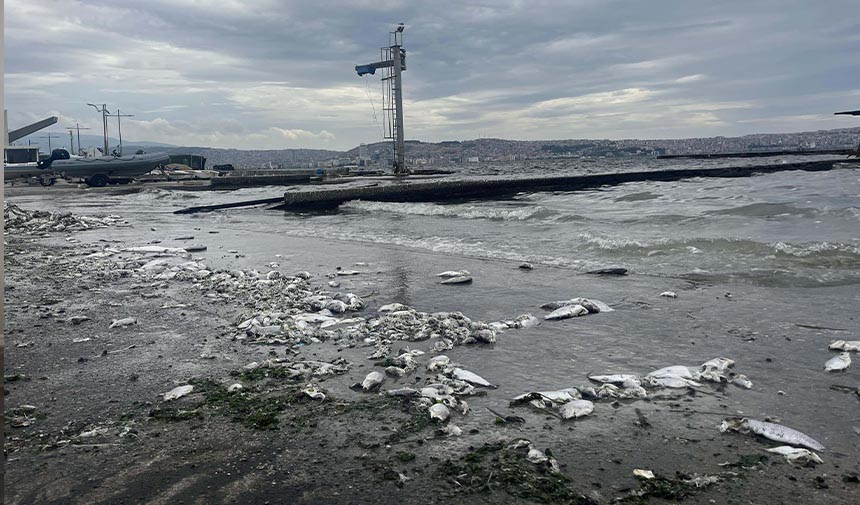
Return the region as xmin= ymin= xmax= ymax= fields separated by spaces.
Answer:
xmin=279 ymin=159 xmax=840 ymax=211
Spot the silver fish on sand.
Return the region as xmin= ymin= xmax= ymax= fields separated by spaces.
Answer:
xmin=429 ymin=403 xmax=451 ymax=422
xmin=163 ymin=385 xmax=194 ymax=401
xmin=437 ymin=270 xmax=470 ymax=278
xmin=720 ymin=418 xmax=825 ymax=452
xmin=361 ymin=371 xmax=385 ymax=391
xmin=452 ymin=367 xmax=495 ymax=388
xmin=825 ymin=352 xmax=851 ymax=372
xmin=766 ymin=446 xmax=823 ymax=465
xmin=558 ymin=399 xmax=594 ymax=419
xmin=544 ymin=304 xmax=588 ymax=320
xmin=109 ymin=317 xmax=137 ymax=328
xmin=440 ymin=276 xmax=473 ymax=285
xmin=588 ymin=374 xmax=641 ymax=388
xmin=829 ymin=340 xmax=860 ymax=352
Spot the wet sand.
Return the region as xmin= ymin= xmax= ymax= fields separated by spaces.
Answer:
xmin=3 ymin=194 xmax=859 ymax=504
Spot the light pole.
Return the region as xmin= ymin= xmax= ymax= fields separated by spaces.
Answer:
xmin=107 ymin=109 xmax=134 ymax=156
xmin=66 ymin=123 xmax=91 ymax=155
xmin=87 ymin=103 xmax=110 ymax=156
xmin=39 ymin=133 xmax=60 ymax=152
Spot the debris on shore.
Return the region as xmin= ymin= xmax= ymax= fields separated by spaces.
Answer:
xmin=4 ymin=202 xmax=125 ymax=234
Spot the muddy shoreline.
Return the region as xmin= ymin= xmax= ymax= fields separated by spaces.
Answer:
xmin=4 ymin=202 xmax=859 ymax=504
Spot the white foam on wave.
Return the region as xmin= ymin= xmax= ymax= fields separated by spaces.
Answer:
xmin=283 ymin=227 xmax=606 ymax=271
xmin=577 ymin=232 xmax=655 ymax=250
xmin=341 ymin=200 xmax=555 ymax=221
xmin=579 ymin=232 xmax=860 ymax=265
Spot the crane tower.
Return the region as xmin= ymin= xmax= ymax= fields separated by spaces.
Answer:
xmin=356 ymin=24 xmax=408 ymax=175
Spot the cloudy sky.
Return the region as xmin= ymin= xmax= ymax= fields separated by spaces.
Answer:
xmin=5 ymin=0 xmax=860 ymax=150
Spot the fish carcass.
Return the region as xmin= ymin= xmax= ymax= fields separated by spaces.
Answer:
xmin=544 ymin=305 xmax=588 ymax=320
xmin=825 ymin=352 xmax=851 ymax=372
xmin=720 ymin=418 xmax=825 ymax=452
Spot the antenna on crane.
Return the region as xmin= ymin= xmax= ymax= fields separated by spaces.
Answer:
xmin=356 ymin=23 xmax=408 ymax=175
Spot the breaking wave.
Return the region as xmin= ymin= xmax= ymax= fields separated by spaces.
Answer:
xmin=340 ymin=200 xmax=557 ymax=221
xmin=283 ymin=227 xmax=607 ymax=271
xmin=578 ymin=233 xmax=860 ymax=267
xmin=134 ymin=188 xmax=200 ymax=200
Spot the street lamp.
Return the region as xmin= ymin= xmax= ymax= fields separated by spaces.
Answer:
xmin=87 ymin=103 xmax=110 ymax=156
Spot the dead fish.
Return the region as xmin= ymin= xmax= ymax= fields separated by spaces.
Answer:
xmin=648 ymin=376 xmax=702 ymax=388
xmin=731 ymin=374 xmax=753 ymax=389
xmin=124 ymin=245 xmax=189 ymax=255
xmin=302 ymin=385 xmax=326 ymax=401
xmin=766 ymin=446 xmax=823 ymax=465
xmin=325 ymin=300 xmax=348 ymax=314
xmin=646 ymin=365 xmax=695 ymax=379
xmin=720 ymin=418 xmax=825 ymax=451
xmin=361 ymin=371 xmax=385 ymax=391
xmin=588 ymin=374 xmax=641 ymax=388
xmin=544 ymin=305 xmax=588 ymax=320
xmin=385 ymin=366 xmax=407 ymax=377
xmin=701 ymin=357 xmax=735 ymax=372
xmin=109 ymin=317 xmax=137 ymax=328
xmin=427 ymin=355 xmax=451 ymax=372
xmin=825 ymin=352 xmax=851 ymax=372
xmin=440 ymin=276 xmax=472 ymax=285
xmin=328 ymin=280 xmax=340 ymax=288
xmin=519 ymin=263 xmax=534 ymax=270
xmin=829 ymin=340 xmax=860 ymax=352
xmin=379 ymin=303 xmax=409 ymax=312
xmin=659 ymin=291 xmax=677 ymax=298
xmin=514 ymin=314 xmax=541 ymax=328
xmin=336 ymin=270 xmax=361 ymax=276
xmin=586 ymin=267 xmax=627 ymax=276
xmin=162 ymin=385 xmax=194 ymax=401
xmin=227 ymin=383 xmax=243 ymax=393
xmin=437 ymin=270 xmax=470 ymax=277
xmin=540 ymin=298 xmax=613 ymax=313
xmin=558 ymin=399 xmax=594 ymax=419
xmin=386 ymin=387 xmax=419 ymax=398
xmin=439 ymin=424 xmax=463 ymax=436
xmin=184 ymin=245 xmax=207 ymax=252
xmin=429 ymin=403 xmax=451 ymax=422
xmin=511 ymin=388 xmax=580 ymax=405
xmin=525 ymin=445 xmax=560 ymax=473
xmin=633 ymin=469 xmax=655 ymax=480
xmin=452 ymin=367 xmax=496 ymax=388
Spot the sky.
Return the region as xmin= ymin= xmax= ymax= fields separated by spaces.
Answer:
xmin=5 ymin=0 xmax=860 ymax=151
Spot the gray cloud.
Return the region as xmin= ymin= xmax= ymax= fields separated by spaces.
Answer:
xmin=6 ymin=0 xmax=859 ymax=149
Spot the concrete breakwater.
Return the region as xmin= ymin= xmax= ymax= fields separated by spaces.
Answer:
xmin=278 ymin=159 xmax=839 ymax=211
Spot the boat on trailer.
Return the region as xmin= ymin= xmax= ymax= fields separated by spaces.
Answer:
xmin=52 ymin=152 xmax=170 ymax=186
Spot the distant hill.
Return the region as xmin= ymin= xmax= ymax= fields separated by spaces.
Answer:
xmin=11 ymin=132 xmax=176 ymax=151
xmin=11 ymin=127 xmax=859 ymax=165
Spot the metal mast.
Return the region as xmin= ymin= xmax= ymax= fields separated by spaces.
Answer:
xmin=87 ymin=103 xmax=110 ymax=156
xmin=66 ymin=123 xmax=91 ymax=155
xmin=107 ymin=109 xmax=134 ymax=156
xmin=356 ymin=24 xmax=408 ymax=175
xmin=39 ymin=133 xmax=60 ymax=152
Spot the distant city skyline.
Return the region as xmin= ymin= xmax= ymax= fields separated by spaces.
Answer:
xmin=6 ymin=1 xmax=860 ymax=150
